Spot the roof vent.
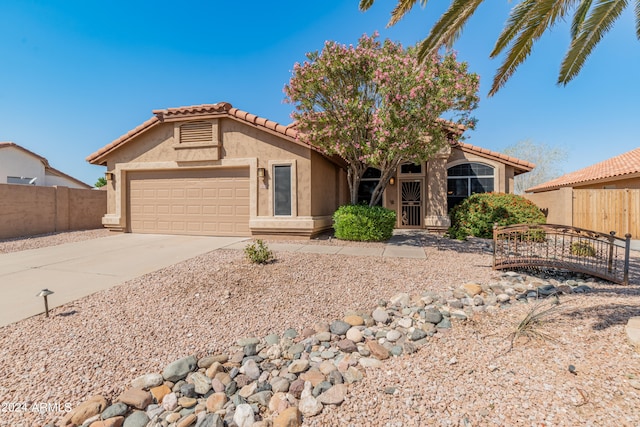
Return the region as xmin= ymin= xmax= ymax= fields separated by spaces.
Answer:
xmin=180 ymin=121 xmax=213 ymax=144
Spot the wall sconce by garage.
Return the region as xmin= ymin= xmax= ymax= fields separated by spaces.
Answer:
xmin=389 ymin=177 xmax=395 ymax=186
xmin=257 ymin=167 xmax=267 ymax=189
xmin=36 ymin=288 xmax=54 ymax=318
xmin=105 ymin=172 xmax=114 ymax=181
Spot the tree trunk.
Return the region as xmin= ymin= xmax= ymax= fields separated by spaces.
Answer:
xmin=347 ymin=166 xmax=363 ymax=205
xmin=369 ymin=163 xmax=400 ymax=207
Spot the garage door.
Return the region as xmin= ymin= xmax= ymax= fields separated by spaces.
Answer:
xmin=127 ymin=168 xmax=250 ymax=236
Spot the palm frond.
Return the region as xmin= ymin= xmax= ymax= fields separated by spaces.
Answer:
xmin=559 ymin=0 xmax=628 ymax=84
xmin=491 ymin=0 xmax=538 ymax=58
xmin=359 ymin=0 xmax=375 ymax=11
xmin=416 ymin=0 xmax=484 ymax=62
xmin=489 ymin=0 xmax=577 ymax=96
xmin=389 ymin=0 xmax=429 ymax=26
xmin=572 ymin=0 xmax=594 ymax=38
xmin=635 ymin=0 xmax=640 ymax=38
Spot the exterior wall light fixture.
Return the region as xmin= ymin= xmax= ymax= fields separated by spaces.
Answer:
xmin=257 ymin=167 xmax=266 ymax=178
xmin=389 ymin=177 xmax=395 ymax=186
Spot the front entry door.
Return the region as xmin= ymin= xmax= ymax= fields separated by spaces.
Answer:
xmin=400 ymin=179 xmax=423 ymax=228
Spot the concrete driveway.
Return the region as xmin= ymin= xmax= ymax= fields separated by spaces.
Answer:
xmin=0 ymin=234 xmax=248 ymax=327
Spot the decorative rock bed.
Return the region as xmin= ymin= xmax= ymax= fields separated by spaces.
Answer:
xmin=53 ymin=269 xmax=596 ymax=427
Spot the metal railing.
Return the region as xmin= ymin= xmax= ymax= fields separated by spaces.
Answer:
xmin=493 ymin=224 xmax=631 ymax=285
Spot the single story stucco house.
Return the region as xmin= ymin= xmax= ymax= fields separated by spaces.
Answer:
xmin=86 ymin=102 xmax=533 ymax=238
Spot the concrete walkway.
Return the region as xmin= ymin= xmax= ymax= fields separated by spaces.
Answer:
xmin=0 ymin=232 xmax=427 ymax=327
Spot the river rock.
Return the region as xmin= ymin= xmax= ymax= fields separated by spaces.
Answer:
xmin=330 ymin=320 xmax=351 ymax=335
xmin=366 ymin=340 xmax=390 ymax=360
xmin=63 ymin=395 xmax=108 ymax=426
xmin=131 ymin=373 xmax=163 ymax=390
xmin=273 ymin=406 xmax=302 ymax=427
xmin=288 ymin=359 xmax=310 ymax=374
xmin=389 ymin=293 xmax=410 ymax=307
xmin=116 ymin=388 xmax=152 ymax=410
xmin=317 ymin=383 xmax=347 ymax=405
xmin=233 ymin=403 xmax=255 ymax=427
xmin=462 ymin=283 xmax=483 ymax=297
xmin=163 ymin=355 xmax=197 ymax=382
xmin=423 ymin=307 xmax=443 ymax=324
xmin=122 ymin=411 xmax=148 ymax=427
xmin=162 ymin=392 xmax=178 ymax=411
xmin=372 ymin=308 xmax=389 ymax=324
xmin=206 ymin=392 xmax=228 ymax=413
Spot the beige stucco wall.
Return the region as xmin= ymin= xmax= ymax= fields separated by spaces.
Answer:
xmin=0 ymin=184 xmax=106 ymax=239
xmin=310 ymin=151 xmax=343 ymax=216
xmin=523 ymin=187 xmax=573 ymax=226
xmin=0 ymin=147 xmax=45 ymax=185
xmin=100 ymin=117 xmax=342 ymax=237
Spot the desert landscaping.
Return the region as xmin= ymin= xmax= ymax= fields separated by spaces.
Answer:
xmin=1 ymin=232 xmax=640 ymax=427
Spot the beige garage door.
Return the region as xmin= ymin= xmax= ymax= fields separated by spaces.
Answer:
xmin=128 ymin=168 xmax=250 ymax=236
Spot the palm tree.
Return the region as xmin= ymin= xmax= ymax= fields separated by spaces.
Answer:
xmin=360 ymin=0 xmax=638 ymax=96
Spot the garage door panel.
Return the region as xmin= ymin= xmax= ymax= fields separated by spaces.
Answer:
xmin=203 ymin=189 xmax=217 ymax=198
xmin=128 ymin=168 xmax=250 ymax=236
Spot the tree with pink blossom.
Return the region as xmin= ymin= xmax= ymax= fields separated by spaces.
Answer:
xmin=285 ymin=33 xmax=480 ymax=206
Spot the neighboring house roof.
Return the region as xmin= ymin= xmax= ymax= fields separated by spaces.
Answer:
xmin=0 ymin=141 xmax=91 ymax=189
xmin=527 ymin=146 xmax=640 ymax=193
xmin=0 ymin=141 xmax=50 ymax=166
xmin=453 ymin=141 xmax=535 ymax=174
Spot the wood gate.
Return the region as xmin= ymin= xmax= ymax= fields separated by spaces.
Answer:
xmin=573 ymin=189 xmax=640 ymax=238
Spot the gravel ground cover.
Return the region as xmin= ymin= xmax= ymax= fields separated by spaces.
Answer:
xmin=0 ymin=229 xmax=111 ymax=254
xmin=1 ymin=233 xmax=640 ymax=426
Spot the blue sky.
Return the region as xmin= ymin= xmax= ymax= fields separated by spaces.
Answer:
xmin=1 ymin=1 xmax=638 ymax=186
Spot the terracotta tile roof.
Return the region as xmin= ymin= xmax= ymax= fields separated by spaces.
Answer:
xmin=85 ymin=116 xmax=161 ymax=164
xmin=527 ymin=146 xmax=640 ymax=193
xmin=86 ymin=102 xmax=302 ymax=165
xmin=85 ymin=102 xmax=532 ymax=175
xmin=454 ymin=141 xmax=535 ymax=174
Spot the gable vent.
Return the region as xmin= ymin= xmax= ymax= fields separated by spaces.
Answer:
xmin=180 ymin=122 xmax=213 ymax=144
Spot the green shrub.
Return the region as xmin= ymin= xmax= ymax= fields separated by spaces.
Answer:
xmin=571 ymin=241 xmax=596 ymax=257
xmin=244 ymin=239 xmax=274 ymax=264
xmin=333 ymin=204 xmax=396 ymax=242
xmin=448 ymin=193 xmax=546 ymax=240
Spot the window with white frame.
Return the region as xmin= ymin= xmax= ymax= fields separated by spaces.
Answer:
xmin=447 ymin=163 xmax=494 ymax=211
xmin=273 ymin=165 xmax=292 ymax=216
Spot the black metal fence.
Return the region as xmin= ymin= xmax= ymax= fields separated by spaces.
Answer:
xmin=493 ymin=224 xmax=631 ymax=285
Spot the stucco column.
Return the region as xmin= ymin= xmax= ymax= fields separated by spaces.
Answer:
xmin=425 ymin=146 xmax=452 ymax=230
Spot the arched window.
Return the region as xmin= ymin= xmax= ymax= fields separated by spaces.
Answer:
xmin=447 ymin=163 xmax=494 ymax=211
xmin=358 ymin=168 xmax=382 ymax=206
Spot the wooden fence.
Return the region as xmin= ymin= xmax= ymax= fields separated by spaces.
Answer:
xmin=572 ymin=189 xmax=640 ymax=239
xmin=525 ymin=188 xmax=640 ymax=239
